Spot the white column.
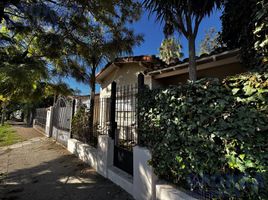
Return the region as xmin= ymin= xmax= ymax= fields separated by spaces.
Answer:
xmin=133 ymin=146 xmax=157 ymax=200
xmin=45 ymin=106 xmax=53 ymax=137
xmin=144 ymin=75 xmax=163 ymax=89
xmin=97 ymin=135 xmax=114 ymax=178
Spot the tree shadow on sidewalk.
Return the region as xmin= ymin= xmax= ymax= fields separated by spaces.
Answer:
xmin=0 ymin=146 xmax=133 ymax=200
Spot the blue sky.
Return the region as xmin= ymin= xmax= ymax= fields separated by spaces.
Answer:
xmin=66 ymin=8 xmax=223 ymax=95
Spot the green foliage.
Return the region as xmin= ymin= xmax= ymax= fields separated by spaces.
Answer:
xmin=71 ymin=106 xmax=89 ymax=143
xmin=143 ymin=0 xmax=222 ymax=81
xmin=1 ymin=0 xmax=143 ymax=81
xmin=159 ymin=37 xmax=183 ymax=65
xmin=1 ymin=0 xmax=141 ymax=123
xmin=0 ymin=124 xmax=23 ymax=147
xmin=254 ymin=0 xmax=268 ymax=64
xmin=221 ymin=0 xmax=268 ymax=69
xmin=139 ymin=72 xmax=268 ymax=199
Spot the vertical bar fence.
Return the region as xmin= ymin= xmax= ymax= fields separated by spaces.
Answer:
xmin=35 ymin=108 xmax=47 ymax=130
xmin=71 ymin=96 xmax=111 ymax=147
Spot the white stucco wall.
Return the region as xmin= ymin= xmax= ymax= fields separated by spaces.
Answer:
xmin=52 ymin=127 xmax=70 ymax=147
xmin=68 ymin=135 xmax=112 ymax=178
xmin=156 ymin=184 xmax=198 ymax=200
xmin=99 ymin=63 xmax=146 ymax=98
xmin=133 ymin=146 xmax=157 ymax=200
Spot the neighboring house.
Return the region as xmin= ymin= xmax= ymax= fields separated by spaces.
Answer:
xmin=73 ymin=94 xmax=92 ymax=113
xmin=74 ymin=95 xmax=90 ymax=107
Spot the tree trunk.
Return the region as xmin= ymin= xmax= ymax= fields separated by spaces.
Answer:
xmin=53 ymin=94 xmax=57 ymax=106
xmin=88 ymin=67 xmax=96 ymax=141
xmin=1 ymin=104 xmax=6 ymax=126
xmin=0 ymin=2 xmax=4 ymax=23
xmin=26 ymin=107 xmax=31 ymax=127
xmin=188 ymin=35 xmax=197 ymax=81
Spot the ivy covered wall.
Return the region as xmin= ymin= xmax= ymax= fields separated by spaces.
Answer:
xmin=139 ymin=72 xmax=268 ymax=199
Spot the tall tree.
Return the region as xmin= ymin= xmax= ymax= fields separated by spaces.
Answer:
xmin=53 ymin=2 xmax=143 ymax=133
xmin=143 ymin=0 xmax=222 ymax=81
xmin=221 ymin=0 xmax=256 ymax=68
xmin=0 ymin=30 xmax=75 ymax=125
xmin=253 ymin=0 xmax=268 ymax=65
xmin=221 ymin=0 xmax=267 ymax=69
xmin=199 ymin=27 xmax=222 ymax=55
xmin=0 ymin=55 xmax=47 ymax=125
xmin=1 ymin=0 xmax=142 ymax=68
xmin=1 ymin=0 xmax=143 ymax=127
xmin=159 ymin=37 xmax=183 ymax=65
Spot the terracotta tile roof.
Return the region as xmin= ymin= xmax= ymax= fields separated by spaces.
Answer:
xmin=113 ymin=55 xmax=162 ymax=63
xmin=96 ymin=55 xmax=165 ymax=79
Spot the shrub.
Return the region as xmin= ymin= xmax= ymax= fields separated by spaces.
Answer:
xmin=71 ymin=106 xmax=88 ymax=141
xmin=139 ymin=72 xmax=268 ymax=199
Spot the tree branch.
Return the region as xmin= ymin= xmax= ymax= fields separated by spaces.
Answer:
xmin=177 ymin=12 xmax=188 ymax=37
xmin=185 ymin=0 xmax=194 ymax=38
xmin=4 ymin=11 xmax=26 ymax=19
xmin=193 ymin=15 xmax=202 ymax=38
xmin=194 ymin=0 xmax=209 ymax=37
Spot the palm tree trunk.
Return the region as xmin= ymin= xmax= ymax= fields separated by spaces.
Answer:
xmin=188 ymin=35 xmax=197 ymax=81
xmin=88 ymin=67 xmax=96 ymax=141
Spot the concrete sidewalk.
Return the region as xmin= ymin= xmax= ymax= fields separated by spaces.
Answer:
xmin=0 ymin=127 xmax=133 ymax=200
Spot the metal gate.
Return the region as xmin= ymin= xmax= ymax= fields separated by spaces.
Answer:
xmin=113 ymin=83 xmax=138 ymax=175
xmin=52 ymin=96 xmax=73 ymax=146
xmin=35 ymin=108 xmax=47 ymax=130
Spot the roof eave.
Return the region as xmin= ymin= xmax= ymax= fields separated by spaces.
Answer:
xmin=146 ymin=49 xmax=240 ymax=76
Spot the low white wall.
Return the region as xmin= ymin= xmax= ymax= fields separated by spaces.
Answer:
xmin=68 ymin=138 xmax=198 ymax=200
xmin=52 ymin=127 xmax=70 ymax=147
xmin=156 ymin=183 xmax=198 ymax=200
xmin=68 ymin=138 xmax=98 ymax=170
xmin=67 ymin=135 xmax=111 ymax=177
xmin=133 ymin=146 xmax=157 ymax=200
xmin=107 ymin=166 xmax=134 ymax=196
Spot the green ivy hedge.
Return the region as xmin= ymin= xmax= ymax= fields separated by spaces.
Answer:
xmin=139 ymin=72 xmax=268 ymax=199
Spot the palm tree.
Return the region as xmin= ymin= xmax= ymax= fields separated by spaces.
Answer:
xmin=143 ymin=0 xmax=222 ymax=81
xmin=57 ymin=23 xmax=143 ymax=135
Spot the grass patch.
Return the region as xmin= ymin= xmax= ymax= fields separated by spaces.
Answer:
xmin=0 ymin=124 xmax=23 ymax=147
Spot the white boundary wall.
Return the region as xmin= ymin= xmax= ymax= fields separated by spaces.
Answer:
xmin=67 ymin=136 xmax=197 ymax=200
xmin=156 ymin=183 xmax=198 ymax=200
xmin=68 ymin=135 xmax=112 ymax=177
xmin=52 ymin=127 xmax=70 ymax=147
xmin=34 ymin=106 xmax=199 ymax=200
xmin=35 ymin=104 xmax=198 ymax=200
